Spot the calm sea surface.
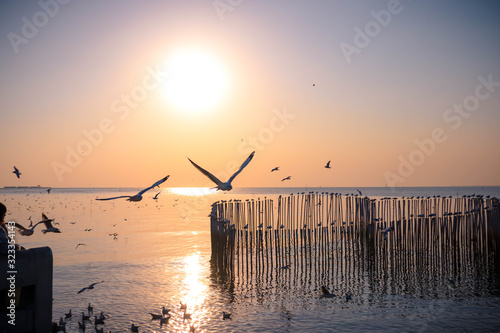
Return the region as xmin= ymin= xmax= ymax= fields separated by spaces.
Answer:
xmin=1 ymin=186 xmax=500 ymax=332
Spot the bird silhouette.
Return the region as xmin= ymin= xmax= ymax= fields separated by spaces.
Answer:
xmin=77 ymin=281 xmax=104 ymax=294
xmin=188 ymin=151 xmax=255 ymax=191
xmin=325 ymin=161 xmax=332 ymax=169
xmin=12 ymin=166 xmax=21 ymax=178
xmin=96 ymin=175 xmax=169 ymax=201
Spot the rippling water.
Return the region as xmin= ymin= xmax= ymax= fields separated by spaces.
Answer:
xmin=2 ymin=186 xmax=500 ymax=332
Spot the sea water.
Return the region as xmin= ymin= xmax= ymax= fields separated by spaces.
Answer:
xmin=1 ymin=186 xmax=500 ymax=332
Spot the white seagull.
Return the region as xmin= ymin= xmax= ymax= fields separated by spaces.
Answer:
xmin=13 ymin=166 xmax=22 ymax=178
xmin=188 ymin=151 xmax=255 ymax=191
xmin=96 ymin=175 xmax=169 ymax=201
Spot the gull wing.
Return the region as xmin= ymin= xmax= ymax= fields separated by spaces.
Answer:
xmin=228 ymin=151 xmax=255 ymax=184
xmin=95 ymin=196 xmax=132 ymax=201
xmin=136 ymin=175 xmax=170 ymax=196
xmin=188 ymin=158 xmax=223 ymax=186
xmin=77 ymin=287 xmax=88 ymax=294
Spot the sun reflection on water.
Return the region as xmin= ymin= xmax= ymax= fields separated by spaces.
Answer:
xmin=168 ymin=187 xmax=217 ymax=196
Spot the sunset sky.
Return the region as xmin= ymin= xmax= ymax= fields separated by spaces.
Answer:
xmin=1 ymin=0 xmax=499 ymax=188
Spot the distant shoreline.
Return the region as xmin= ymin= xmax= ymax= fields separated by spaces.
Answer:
xmin=3 ymin=186 xmax=50 ymax=189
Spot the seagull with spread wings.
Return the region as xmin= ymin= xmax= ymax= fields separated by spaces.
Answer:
xmin=77 ymin=281 xmax=104 ymax=294
xmin=325 ymin=161 xmax=332 ymax=169
xmin=188 ymin=151 xmax=255 ymax=191
xmin=96 ymin=175 xmax=169 ymax=201
xmin=19 ymin=213 xmax=61 ymax=235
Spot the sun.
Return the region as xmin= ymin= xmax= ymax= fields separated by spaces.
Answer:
xmin=163 ymin=48 xmax=229 ymax=113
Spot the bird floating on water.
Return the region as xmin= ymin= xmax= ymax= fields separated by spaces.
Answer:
xmin=223 ymin=312 xmax=232 ymax=320
xmin=12 ymin=166 xmax=21 ymax=178
xmin=96 ymin=175 xmax=169 ymax=201
xmin=188 ymin=151 xmax=255 ymax=191
xmin=81 ymin=312 xmax=90 ymax=321
xmin=320 ymin=286 xmax=335 ymax=298
xmin=150 ymin=313 xmax=163 ymax=320
xmin=131 ymin=323 xmax=140 ymax=332
xmin=77 ymin=281 xmax=104 ymax=294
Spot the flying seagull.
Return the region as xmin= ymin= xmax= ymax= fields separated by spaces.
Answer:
xmin=12 ymin=166 xmax=21 ymax=178
xmin=281 ymin=176 xmax=291 ymax=182
xmin=188 ymin=151 xmax=255 ymax=191
xmin=77 ymin=281 xmax=104 ymax=294
xmin=271 ymin=167 xmax=279 ymax=172
xmin=19 ymin=213 xmax=61 ymax=235
xmin=75 ymin=243 xmax=87 ymax=249
xmin=96 ymin=175 xmax=169 ymax=201
xmin=381 ymin=226 xmax=395 ymax=240
xmin=325 ymin=161 xmax=332 ymax=169
xmin=153 ymin=191 xmax=161 ymax=200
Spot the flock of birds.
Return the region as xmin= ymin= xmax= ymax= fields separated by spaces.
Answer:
xmin=54 ymin=301 xmax=232 ymax=332
xmin=11 ymin=153 xmax=335 ymax=195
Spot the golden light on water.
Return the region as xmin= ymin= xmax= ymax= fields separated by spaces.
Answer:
xmin=182 ymin=253 xmax=207 ymax=309
xmin=168 ymin=187 xmax=217 ymax=196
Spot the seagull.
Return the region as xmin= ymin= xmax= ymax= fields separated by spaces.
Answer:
xmin=12 ymin=166 xmax=21 ymax=178
xmin=281 ymin=176 xmax=291 ymax=182
xmin=271 ymin=167 xmax=279 ymax=172
xmin=96 ymin=175 xmax=169 ymax=201
xmin=58 ymin=317 xmax=65 ymax=325
xmin=320 ymin=286 xmax=335 ymax=298
xmin=65 ymin=309 xmax=72 ymax=318
xmin=87 ymin=303 xmax=93 ymax=313
xmin=81 ymin=312 xmax=90 ymax=321
xmin=150 ymin=313 xmax=163 ymax=320
xmin=75 ymin=243 xmax=87 ymax=250
xmin=153 ymin=192 xmax=161 ymax=200
xmin=162 ymin=306 xmax=170 ymax=316
xmin=20 ymin=213 xmax=61 ymax=235
xmin=180 ymin=302 xmax=187 ymax=311
xmin=188 ymin=151 xmax=255 ymax=191
xmin=77 ymin=281 xmax=104 ymax=294
xmin=94 ymin=316 xmax=105 ymax=325
xmin=131 ymin=324 xmax=139 ymax=332
xmin=381 ymin=226 xmax=395 ymax=240
xmin=223 ymin=312 xmax=232 ymax=320
xmin=325 ymin=161 xmax=332 ymax=169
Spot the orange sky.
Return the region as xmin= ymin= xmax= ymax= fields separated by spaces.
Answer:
xmin=1 ymin=1 xmax=499 ymax=188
